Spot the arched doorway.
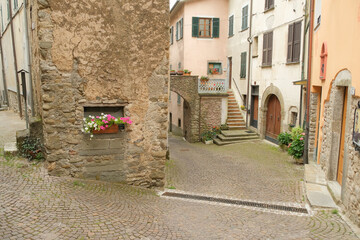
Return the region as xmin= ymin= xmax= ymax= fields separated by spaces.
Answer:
xmin=266 ymin=94 xmax=281 ymax=142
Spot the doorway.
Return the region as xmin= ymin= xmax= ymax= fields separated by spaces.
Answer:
xmin=265 ymin=95 xmax=281 ymax=142
xmin=250 ymin=86 xmax=259 ymax=128
xmin=337 ymin=87 xmax=347 ymax=185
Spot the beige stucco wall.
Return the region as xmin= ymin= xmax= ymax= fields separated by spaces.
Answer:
xmin=170 ymin=0 xmax=228 ymax=79
xmin=251 ymin=0 xmax=305 ymax=136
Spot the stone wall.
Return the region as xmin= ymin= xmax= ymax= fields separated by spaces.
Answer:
xmin=200 ymin=95 xmax=223 ymax=132
xmin=30 ymin=0 xmax=169 ymax=188
xmin=308 ymin=92 xmax=318 ymax=161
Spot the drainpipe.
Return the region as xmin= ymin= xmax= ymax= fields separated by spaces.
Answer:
xmin=0 ymin=34 xmax=8 ymax=106
xmin=9 ymin=0 xmax=23 ymax=118
xmin=245 ymin=0 xmax=253 ymax=128
xmin=303 ymin=0 xmax=315 ymax=164
xmin=23 ymin=0 xmax=35 ymax=117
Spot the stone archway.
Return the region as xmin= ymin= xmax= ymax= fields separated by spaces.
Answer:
xmin=259 ymin=85 xmax=286 ymax=139
xmin=170 ymin=76 xmax=200 ymax=142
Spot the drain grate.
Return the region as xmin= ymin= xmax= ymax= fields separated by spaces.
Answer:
xmin=162 ymin=192 xmax=308 ymax=214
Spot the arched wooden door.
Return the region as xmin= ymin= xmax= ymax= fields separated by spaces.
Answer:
xmin=266 ymin=95 xmax=281 ymax=141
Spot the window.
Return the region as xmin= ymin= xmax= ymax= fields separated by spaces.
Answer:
xmin=177 ymin=93 xmax=181 ymax=105
xmin=7 ymin=0 xmax=10 ymax=21
xmin=176 ymin=18 xmax=183 ymax=41
xmin=13 ymin=0 xmax=18 ymax=10
xmin=178 ymin=62 xmax=181 ymax=70
xmin=252 ymin=36 xmax=258 ymax=57
xmin=320 ymin=42 xmax=327 ymax=80
xmin=287 ymin=21 xmax=302 ymax=63
xmin=0 ymin=7 xmax=3 ymax=32
xmin=265 ymin=0 xmax=274 ymax=11
xmin=228 ymin=15 xmax=234 ymax=37
xmin=314 ymin=0 xmax=321 ymax=28
xmin=262 ymin=31 xmax=273 ymax=66
xmin=192 ymin=17 xmax=219 ymax=38
xmin=242 ymin=5 xmax=249 ymax=30
xmin=170 ymin=26 xmax=174 ymax=45
xmin=240 ymin=52 xmax=247 ymax=78
xmin=208 ymin=62 xmax=222 ymax=75
xmin=178 ymin=118 xmax=181 ymax=127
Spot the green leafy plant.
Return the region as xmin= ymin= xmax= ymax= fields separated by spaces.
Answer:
xmin=277 ymin=132 xmax=292 ymax=146
xmin=201 ymin=130 xmax=216 ymax=141
xmin=287 ymin=128 xmax=305 ymax=159
xmin=240 ymin=105 xmax=246 ymax=110
xmin=220 ymin=124 xmax=229 ymax=130
xmin=200 ymin=76 xmax=209 ymax=81
xmin=20 ymin=137 xmax=44 ymax=161
xmin=184 ymin=69 xmax=191 ymax=74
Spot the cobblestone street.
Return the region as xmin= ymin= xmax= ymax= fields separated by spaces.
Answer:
xmin=0 ymin=136 xmax=358 ymax=239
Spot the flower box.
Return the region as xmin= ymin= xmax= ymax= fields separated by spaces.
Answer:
xmin=92 ymin=124 xmax=119 ymax=134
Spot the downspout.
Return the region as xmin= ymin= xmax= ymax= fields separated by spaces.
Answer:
xmin=0 ymin=34 xmax=8 ymax=106
xmin=245 ymin=0 xmax=253 ymax=127
xmin=9 ymin=0 xmax=23 ymax=118
xmin=23 ymin=0 xmax=35 ymax=117
xmin=303 ymin=0 xmax=315 ymax=164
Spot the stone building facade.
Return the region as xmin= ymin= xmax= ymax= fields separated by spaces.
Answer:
xmin=29 ymin=0 xmax=169 ymax=187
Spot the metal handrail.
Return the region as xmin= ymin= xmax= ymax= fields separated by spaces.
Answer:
xmin=232 ymin=78 xmax=245 ymax=103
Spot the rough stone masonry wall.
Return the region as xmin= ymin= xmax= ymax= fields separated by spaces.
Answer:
xmin=308 ymin=92 xmax=318 ymax=160
xmin=200 ymin=96 xmax=222 ymax=132
xmin=343 ymin=96 xmax=360 ymax=228
xmin=31 ymin=0 xmax=169 ymax=188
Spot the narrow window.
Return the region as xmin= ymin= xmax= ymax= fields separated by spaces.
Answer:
xmin=170 ymin=26 xmax=173 ymax=45
xmin=7 ymin=0 xmax=10 ymax=21
xmin=252 ymin=36 xmax=258 ymax=57
xmin=228 ymin=15 xmax=234 ymax=37
xmin=262 ymin=31 xmax=273 ymax=66
xmin=178 ymin=118 xmax=181 ymax=127
xmin=265 ymin=0 xmax=274 ymax=11
xmin=240 ymin=52 xmax=247 ymax=78
xmin=177 ymin=94 xmax=181 ymax=105
xmin=208 ymin=62 xmax=222 ymax=75
xmin=176 ymin=19 xmax=183 ymax=41
xmin=287 ymin=21 xmax=302 ymax=63
xmin=13 ymin=0 xmax=18 ymax=10
xmin=0 ymin=7 xmax=4 ymax=32
xmin=242 ymin=5 xmax=249 ymax=30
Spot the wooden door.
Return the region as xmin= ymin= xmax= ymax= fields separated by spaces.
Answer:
xmin=266 ymin=95 xmax=281 ymax=140
xmin=337 ymin=88 xmax=347 ymax=185
xmin=251 ymin=96 xmax=259 ymax=128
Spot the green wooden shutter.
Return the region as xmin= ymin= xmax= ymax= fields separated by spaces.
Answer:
xmin=268 ymin=31 xmax=273 ymax=65
xmin=192 ymin=17 xmax=199 ymax=37
xmin=262 ymin=33 xmax=267 ymax=65
xmin=180 ymin=18 xmax=183 ymax=39
xmin=240 ymin=52 xmax=247 ymax=78
xmin=7 ymin=0 xmax=10 ymax=20
xmin=242 ymin=6 xmax=248 ymax=30
xmin=229 ymin=15 xmax=234 ymax=37
xmin=176 ymin=21 xmax=179 ymax=40
xmin=212 ymin=18 xmax=219 ymax=38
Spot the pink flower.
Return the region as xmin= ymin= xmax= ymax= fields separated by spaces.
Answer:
xmin=128 ymin=120 xmax=133 ymax=125
xmin=91 ymin=119 xmax=95 ymax=122
xmin=102 ymin=120 xmax=106 ymax=123
xmin=288 ymin=143 xmax=292 ymax=147
xmin=96 ymin=116 xmax=100 ymax=119
xmin=105 ymin=125 xmax=109 ymax=128
xmin=300 ymin=137 xmax=304 ymax=141
xmin=100 ymin=126 xmax=105 ymax=130
xmin=112 ymin=116 xmax=115 ymax=120
xmin=302 ymin=132 xmax=305 ymax=136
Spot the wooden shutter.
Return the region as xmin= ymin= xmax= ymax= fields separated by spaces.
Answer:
xmin=176 ymin=21 xmax=179 ymax=40
xmin=268 ymin=31 xmax=273 ymax=65
xmin=192 ymin=17 xmax=199 ymax=37
xmin=180 ymin=18 xmax=183 ymax=39
xmin=293 ymin=21 xmax=301 ymax=62
xmin=287 ymin=24 xmax=294 ymax=62
xmin=268 ymin=0 xmax=274 ymax=9
xmin=240 ymin=52 xmax=247 ymax=78
xmin=242 ymin=5 xmax=248 ymax=30
xmin=229 ymin=15 xmax=234 ymax=36
xmin=262 ymin=33 xmax=268 ymax=65
xmin=212 ymin=18 xmax=219 ymax=38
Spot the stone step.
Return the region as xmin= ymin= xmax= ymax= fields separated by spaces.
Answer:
xmin=4 ymin=142 xmax=18 ymax=156
xmin=218 ymin=134 xmax=259 ymax=141
xmin=221 ymin=130 xmax=257 ymax=137
xmin=227 ymin=119 xmax=244 ymax=122
xmin=228 ymin=126 xmax=247 ymax=130
xmin=227 ymin=122 xmax=245 ymax=126
xmin=214 ymin=135 xmax=259 ymax=146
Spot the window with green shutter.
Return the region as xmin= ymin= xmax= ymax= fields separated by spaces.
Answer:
xmin=192 ymin=17 xmax=199 ymax=37
xmin=242 ymin=5 xmax=249 ymax=30
xmin=7 ymin=0 xmax=10 ymax=21
xmin=228 ymin=15 xmax=234 ymax=37
xmin=240 ymin=52 xmax=247 ymax=78
xmin=176 ymin=18 xmax=183 ymax=41
xmin=212 ymin=18 xmax=219 ymax=38
xmin=14 ymin=0 xmax=18 ymax=10
xmin=176 ymin=21 xmax=179 ymax=40
xmin=287 ymin=21 xmax=302 ymax=63
xmin=179 ymin=18 xmax=183 ymax=40
xmin=198 ymin=18 xmax=212 ymax=38
xmin=262 ymin=31 xmax=273 ymax=66
xmin=193 ymin=17 xmax=219 ymax=38
xmin=170 ymin=26 xmax=174 ymax=45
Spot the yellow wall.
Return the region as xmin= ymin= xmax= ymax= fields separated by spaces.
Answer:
xmin=311 ymin=0 xmax=360 ymax=161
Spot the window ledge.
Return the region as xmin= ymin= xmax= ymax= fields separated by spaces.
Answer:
xmin=252 ymin=55 xmax=258 ymax=58
xmin=240 ymin=27 xmax=249 ymax=33
xmin=264 ymin=7 xmax=274 ymax=13
xmin=286 ymin=61 xmax=300 ymax=65
xmin=261 ymin=64 xmax=272 ymax=68
xmin=228 ymin=34 xmax=234 ymax=38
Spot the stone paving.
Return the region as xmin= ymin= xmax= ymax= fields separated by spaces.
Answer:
xmin=0 ymin=153 xmax=358 ymax=239
xmin=167 ymin=135 xmax=305 ymax=204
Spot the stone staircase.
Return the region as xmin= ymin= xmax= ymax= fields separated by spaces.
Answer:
xmin=214 ymin=90 xmax=259 ymax=145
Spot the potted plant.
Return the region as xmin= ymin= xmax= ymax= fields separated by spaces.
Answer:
xmin=170 ymin=70 xmax=176 ymax=75
xmin=201 ymin=128 xmax=218 ymax=144
xmin=200 ymin=76 xmax=209 ymax=83
xmin=240 ymin=105 xmax=246 ymax=111
xmin=177 ymin=70 xmax=184 ymax=75
xmin=277 ymin=132 xmax=292 ymax=152
xmin=184 ymin=69 xmax=192 ymax=76
xmin=82 ymin=113 xmax=132 ymax=139
xmin=287 ymin=127 xmax=305 ymax=164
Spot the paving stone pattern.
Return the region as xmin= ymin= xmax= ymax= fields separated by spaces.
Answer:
xmin=0 ymin=156 xmax=358 ymax=239
xmin=168 ymin=136 xmax=305 ymax=204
